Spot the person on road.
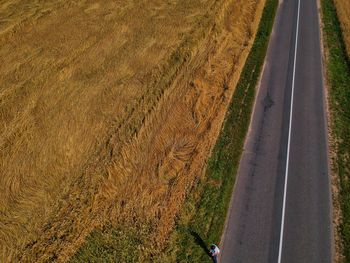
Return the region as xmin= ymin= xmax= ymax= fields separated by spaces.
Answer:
xmin=209 ymin=244 xmax=220 ymax=263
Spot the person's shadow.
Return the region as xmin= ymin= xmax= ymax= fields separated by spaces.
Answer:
xmin=189 ymin=229 xmax=210 ymax=256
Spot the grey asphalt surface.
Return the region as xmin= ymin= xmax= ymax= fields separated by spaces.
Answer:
xmin=219 ymin=0 xmax=333 ymax=262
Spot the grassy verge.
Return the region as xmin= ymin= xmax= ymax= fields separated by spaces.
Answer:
xmin=321 ymin=0 xmax=350 ymax=261
xmin=157 ymin=0 xmax=278 ymax=262
xmin=70 ymin=224 xmax=151 ymax=263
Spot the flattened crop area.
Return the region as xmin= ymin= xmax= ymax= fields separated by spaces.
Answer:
xmin=334 ymin=0 xmax=350 ymax=55
xmin=0 ymin=0 xmax=265 ymax=261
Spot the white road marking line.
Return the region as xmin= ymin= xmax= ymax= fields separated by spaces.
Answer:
xmin=277 ymin=0 xmax=301 ymax=262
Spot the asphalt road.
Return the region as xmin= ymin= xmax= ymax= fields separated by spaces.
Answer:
xmin=219 ymin=0 xmax=333 ymax=262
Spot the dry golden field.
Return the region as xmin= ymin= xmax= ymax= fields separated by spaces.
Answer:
xmin=334 ymin=0 xmax=350 ymax=55
xmin=0 ymin=0 xmax=265 ymax=261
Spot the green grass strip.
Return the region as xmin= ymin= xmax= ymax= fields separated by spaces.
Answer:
xmin=321 ymin=0 xmax=350 ymax=261
xmin=158 ymin=0 xmax=278 ymax=262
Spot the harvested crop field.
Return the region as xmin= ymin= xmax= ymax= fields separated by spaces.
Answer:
xmin=334 ymin=0 xmax=350 ymax=55
xmin=0 ymin=0 xmax=265 ymax=261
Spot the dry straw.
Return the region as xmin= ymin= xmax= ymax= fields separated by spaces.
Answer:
xmin=0 ymin=0 xmax=265 ymax=261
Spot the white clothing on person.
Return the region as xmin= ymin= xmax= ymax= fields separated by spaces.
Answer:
xmin=210 ymin=244 xmax=220 ymax=255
